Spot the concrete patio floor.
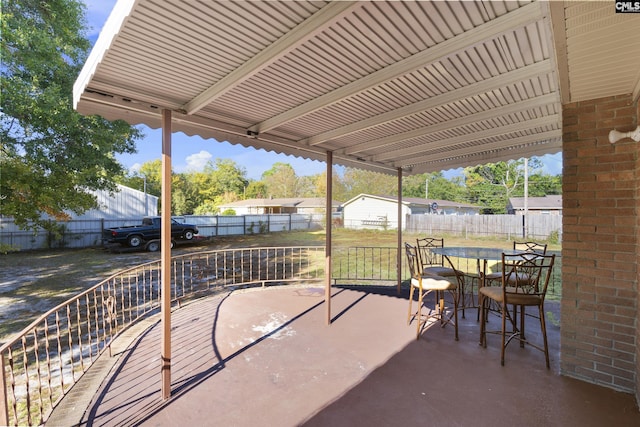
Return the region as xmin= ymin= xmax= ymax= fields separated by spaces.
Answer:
xmin=48 ymin=285 xmax=640 ymax=427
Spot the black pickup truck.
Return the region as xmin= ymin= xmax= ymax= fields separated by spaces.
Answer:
xmin=103 ymin=216 xmax=199 ymax=248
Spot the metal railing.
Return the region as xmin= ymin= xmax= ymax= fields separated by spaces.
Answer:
xmin=330 ymin=245 xmax=562 ymax=299
xmin=0 ymin=246 xmax=325 ymax=426
xmin=331 ymin=246 xmax=399 ymax=283
xmin=0 ymin=244 xmax=560 ymax=425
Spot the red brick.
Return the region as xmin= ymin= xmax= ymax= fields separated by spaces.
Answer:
xmin=561 ymin=93 xmax=638 ymax=395
xmin=595 ymin=363 xmax=634 ymax=379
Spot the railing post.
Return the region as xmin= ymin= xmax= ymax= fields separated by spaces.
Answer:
xmin=1 ymin=354 xmax=8 ymax=427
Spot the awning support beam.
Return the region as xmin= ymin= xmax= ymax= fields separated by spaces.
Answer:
xmin=325 ymin=151 xmax=333 ymax=325
xmin=161 ymin=109 xmax=172 ymax=400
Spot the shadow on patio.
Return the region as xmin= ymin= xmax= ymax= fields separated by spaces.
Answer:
xmin=51 ymin=285 xmax=639 ymax=427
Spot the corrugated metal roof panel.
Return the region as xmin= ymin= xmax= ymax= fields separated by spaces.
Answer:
xmin=74 ymin=1 xmax=639 ymax=176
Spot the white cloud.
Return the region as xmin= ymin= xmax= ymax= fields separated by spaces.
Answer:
xmin=129 ymin=163 xmax=142 ymax=173
xmin=185 ymin=150 xmax=213 ymax=171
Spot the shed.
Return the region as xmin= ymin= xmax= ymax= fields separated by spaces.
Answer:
xmin=73 ymin=184 xmax=159 ymax=220
xmin=507 ymin=195 xmax=562 ymax=216
xmin=219 ymin=198 xmax=340 ymax=215
xmin=342 ymin=194 xmax=479 ymax=229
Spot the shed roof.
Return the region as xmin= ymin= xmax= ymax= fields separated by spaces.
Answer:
xmin=509 ymin=195 xmax=562 ymax=210
xmin=221 ymin=198 xmax=339 ymax=208
xmin=343 ymin=194 xmax=478 ymax=209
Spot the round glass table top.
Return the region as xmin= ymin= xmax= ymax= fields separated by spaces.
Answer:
xmin=431 ymin=246 xmax=559 ymax=260
xmin=431 ymin=246 xmax=513 ymax=260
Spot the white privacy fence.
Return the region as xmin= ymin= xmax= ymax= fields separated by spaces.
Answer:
xmin=1 ymin=213 xmax=562 ymax=251
xmin=0 ymin=214 xmax=323 ymax=251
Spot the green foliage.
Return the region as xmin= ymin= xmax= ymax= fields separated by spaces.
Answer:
xmin=402 ymin=172 xmax=467 ymax=202
xmin=44 ymin=221 xmax=68 ymax=248
xmin=528 ymin=173 xmax=562 ymax=196
xmin=194 ymin=200 xmax=219 ymax=215
xmin=1 ymin=0 xmax=141 ymax=231
xmin=262 ymin=162 xmax=298 ymax=197
xmin=221 ymin=208 xmax=236 ymax=216
xmin=341 ymin=168 xmax=397 ymax=199
xmin=246 ymin=220 xmax=268 ymax=234
xmin=0 ymin=243 xmax=19 ymax=254
xmin=245 ymin=180 xmax=267 ymax=199
xmin=185 ymin=158 xmax=247 ymax=212
xmin=123 ymin=157 xmax=561 ymax=217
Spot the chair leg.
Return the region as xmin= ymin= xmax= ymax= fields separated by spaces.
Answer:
xmin=453 ymin=289 xmax=459 ymax=341
xmin=479 ymin=295 xmax=487 ymax=347
xmin=416 ymin=290 xmax=423 ymax=340
xmin=539 ymin=305 xmax=550 ymax=369
xmin=459 ymin=279 xmax=466 ymax=319
xmin=500 ymin=302 xmax=507 ymax=366
xmin=407 ymin=285 xmax=415 ymax=325
xmin=519 ymin=306 xmax=526 ymax=348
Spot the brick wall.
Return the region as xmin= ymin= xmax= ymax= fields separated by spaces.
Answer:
xmin=637 ymin=99 xmax=640 ymax=404
xmin=561 ymin=94 xmax=638 ymax=396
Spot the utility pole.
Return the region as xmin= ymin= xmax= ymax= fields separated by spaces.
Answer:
xmin=425 ymin=175 xmax=430 ymax=213
xmin=425 ymin=176 xmax=429 ymax=200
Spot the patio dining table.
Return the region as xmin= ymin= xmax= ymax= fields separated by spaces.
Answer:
xmin=432 ymin=246 xmax=510 ymax=263
xmin=432 ymin=246 xmax=515 ymax=280
xmin=431 ymin=246 xmax=516 ymax=311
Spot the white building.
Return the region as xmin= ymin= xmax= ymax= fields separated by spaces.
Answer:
xmin=342 ymin=194 xmax=480 ymax=230
xmin=507 ymin=195 xmax=562 ymax=216
xmin=218 ymin=198 xmax=340 ymax=215
xmin=73 ymin=184 xmax=159 ymax=220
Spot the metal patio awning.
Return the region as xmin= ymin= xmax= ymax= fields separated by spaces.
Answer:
xmin=73 ymin=1 xmax=640 ymax=175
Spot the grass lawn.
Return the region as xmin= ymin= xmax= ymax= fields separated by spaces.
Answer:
xmin=0 ymin=229 xmax=560 ymax=342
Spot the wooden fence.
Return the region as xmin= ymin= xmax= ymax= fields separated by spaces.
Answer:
xmin=405 ymin=214 xmax=562 ymax=241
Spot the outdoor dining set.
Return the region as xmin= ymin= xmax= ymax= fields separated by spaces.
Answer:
xmin=405 ymin=238 xmax=556 ymax=368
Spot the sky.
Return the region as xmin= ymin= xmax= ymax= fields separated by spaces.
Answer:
xmin=81 ymin=0 xmax=563 ymax=180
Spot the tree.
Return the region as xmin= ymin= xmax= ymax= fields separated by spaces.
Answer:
xmin=528 ymin=173 xmax=562 ymax=196
xmin=187 ymin=159 xmax=248 ymax=212
xmin=204 ymin=159 xmax=247 ymax=195
xmin=244 ymin=180 xmax=267 ymax=199
xmin=1 ymin=0 xmax=142 ymax=230
xmin=464 ymin=159 xmax=547 ymax=214
xmin=341 ymin=168 xmax=397 ymax=199
xmin=262 ymin=162 xmax=298 ymax=197
xmin=172 ymin=173 xmax=198 ymax=215
xmin=402 ymin=172 xmax=466 ymax=202
xmin=118 ymin=160 xmax=162 ymax=198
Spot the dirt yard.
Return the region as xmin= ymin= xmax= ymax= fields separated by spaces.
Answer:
xmin=0 ymin=229 xmax=553 ymax=344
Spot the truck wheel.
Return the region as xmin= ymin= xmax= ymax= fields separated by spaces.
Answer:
xmin=128 ymin=235 xmax=143 ymax=247
xmin=183 ymin=230 xmax=194 ymax=240
xmin=147 ymin=240 xmax=174 ymax=252
xmin=147 ymin=241 xmax=160 ymax=252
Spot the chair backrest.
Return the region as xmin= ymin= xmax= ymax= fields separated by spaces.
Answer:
xmin=501 ymin=252 xmax=555 ymax=299
xmin=513 ymin=241 xmax=548 ymax=254
xmin=442 ymin=253 xmax=465 ymax=288
xmin=416 ymin=237 xmax=445 ymax=268
xmin=404 ymin=243 xmax=420 ymax=279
